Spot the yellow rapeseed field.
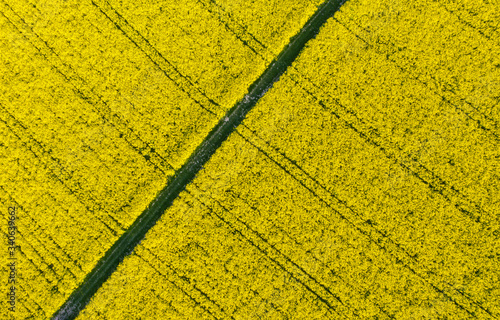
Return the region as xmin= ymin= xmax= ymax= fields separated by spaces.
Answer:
xmin=2 ymin=0 xmax=499 ymax=319
xmin=76 ymin=0 xmax=499 ymax=319
xmin=0 ymin=0 xmax=323 ymax=318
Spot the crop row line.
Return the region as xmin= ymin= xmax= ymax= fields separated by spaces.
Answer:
xmin=0 ymin=0 xmax=244 ymax=317
xmin=0 ymin=219 xmax=48 ymax=318
xmin=228 ymin=187 xmax=398 ymax=318
xmin=0 ymin=4 xmax=173 ymax=242
xmin=4 ymin=0 xmax=494 ymax=237
xmin=130 ymin=186 xmax=390 ymax=319
xmin=138 ymin=246 xmax=233 ymax=320
xmin=195 ymin=0 xmax=273 ymax=62
xmin=329 ymin=15 xmax=498 ymax=222
xmin=234 ymin=123 xmax=494 ymax=318
xmin=292 ymin=66 xmax=492 ymax=227
xmin=134 ymin=255 xmax=198 ymax=319
xmin=147 ymin=3 xmax=490 ymax=306
xmin=0 ymin=113 xmax=115 ymax=270
xmin=0 ymin=190 xmax=80 ymax=289
xmin=432 ymin=0 xmax=500 ymax=45
xmin=0 ymin=106 xmax=125 ymax=236
xmin=18 ymin=284 xmax=46 ymax=318
xmin=190 ymin=183 xmax=399 ymax=319
xmin=6 ymin=0 xmax=493 ymax=317
xmin=0 ymin=0 xmax=175 ymax=175
xmin=203 ymin=0 xmax=498 ymax=229
xmin=90 ymin=0 xmax=221 ymax=116
xmin=188 ymin=187 xmax=354 ymax=319
xmin=337 ymin=12 xmax=500 ymax=140
xmin=0 ymin=142 xmax=85 ymax=275
xmin=195 ymin=0 xmax=495 ymax=230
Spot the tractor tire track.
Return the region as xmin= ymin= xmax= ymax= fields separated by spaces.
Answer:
xmin=0 ymin=107 xmax=125 ymax=236
xmin=138 ymin=248 xmax=234 ymax=320
xmin=225 ymin=189 xmax=396 ymax=319
xmin=335 ymin=13 xmax=500 ymax=141
xmin=189 ymin=182 xmax=394 ymax=319
xmin=432 ymin=0 xmax=500 ymax=45
xmin=91 ymin=0 xmax=221 ymax=116
xmin=0 ymin=0 xmax=175 ymax=175
xmin=0 ymin=172 xmax=87 ymax=275
xmin=194 ymin=0 xmax=272 ymax=61
xmin=233 ymin=124 xmax=494 ymax=318
xmin=288 ymin=70 xmax=493 ymax=226
xmin=186 ymin=187 xmax=355 ymax=319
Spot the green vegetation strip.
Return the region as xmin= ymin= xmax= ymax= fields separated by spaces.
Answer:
xmin=51 ymin=1 xmax=345 ymax=319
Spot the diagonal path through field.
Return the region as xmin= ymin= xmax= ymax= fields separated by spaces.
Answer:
xmin=0 ymin=0 xmax=325 ymax=318
xmin=51 ymin=1 xmax=347 ymax=319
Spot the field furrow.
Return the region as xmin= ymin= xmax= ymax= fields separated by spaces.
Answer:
xmin=434 ymin=0 xmax=500 ymax=43
xmin=77 ymin=191 xmax=354 ymax=320
xmin=333 ymin=0 xmax=500 ymax=137
xmin=212 ymin=0 xmax=324 ymax=57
